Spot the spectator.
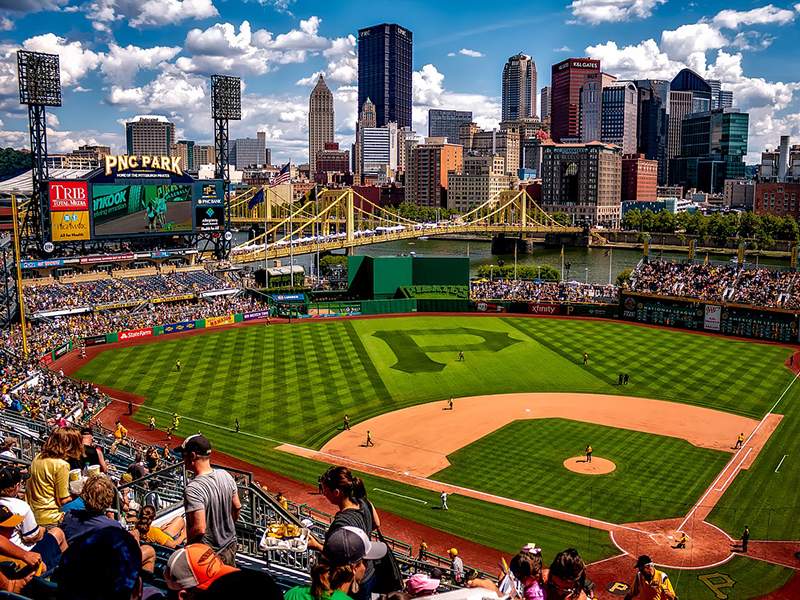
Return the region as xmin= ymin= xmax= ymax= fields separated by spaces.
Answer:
xmin=203 ymin=568 xmax=283 ymax=600
xmin=509 ymin=545 xmax=545 ymax=600
xmin=59 ymin=476 xmax=87 ymax=513
xmin=623 ymin=555 xmax=676 ymax=600
xmin=53 ymin=525 xmax=144 ymax=600
xmin=60 ymin=474 xmax=125 ymax=544
xmin=79 ymin=427 xmax=108 ymax=473
xmin=285 ymin=526 xmax=387 ymax=600
xmin=310 ymin=466 xmax=381 ymax=600
xmin=545 ymin=549 xmax=588 ymax=600
xmin=163 ymin=543 xmax=239 ymax=598
xmin=0 ymin=466 xmax=66 ymax=574
xmin=405 ymin=573 xmax=440 ymax=597
xmin=0 ymin=437 xmax=17 ymax=460
xmin=128 ymin=451 xmax=148 ymax=480
xmin=179 ymin=434 xmax=241 ymax=567
xmin=0 ymin=507 xmax=46 ymax=594
xmin=448 ymin=548 xmax=464 ymax=585
xmin=26 ymin=427 xmax=83 ymax=525
xmin=134 ymin=505 xmax=186 ymax=549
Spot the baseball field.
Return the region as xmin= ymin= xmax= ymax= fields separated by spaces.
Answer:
xmin=73 ymin=315 xmax=800 ymax=598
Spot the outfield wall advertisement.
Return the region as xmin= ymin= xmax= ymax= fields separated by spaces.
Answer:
xmin=206 ymin=315 xmax=235 ymax=328
xmin=704 ymin=304 xmax=722 ymax=331
xmin=119 ymin=328 xmax=153 ymax=341
xmin=163 ymin=321 xmax=196 ymax=335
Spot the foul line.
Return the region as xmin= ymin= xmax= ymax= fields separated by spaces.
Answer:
xmin=774 ymin=455 xmax=787 ymax=473
xmin=373 ymin=488 xmax=428 ymax=504
xmin=677 ymin=370 xmax=799 ymax=532
xmin=713 ymin=448 xmax=752 ymax=491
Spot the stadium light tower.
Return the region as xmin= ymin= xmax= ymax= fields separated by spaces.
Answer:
xmin=17 ymin=50 xmax=62 ymax=249
xmin=211 ymin=74 xmax=241 ymax=258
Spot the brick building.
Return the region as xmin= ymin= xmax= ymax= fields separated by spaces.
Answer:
xmin=754 ymin=183 xmax=800 ymax=218
xmin=621 ymin=154 xmax=658 ymax=201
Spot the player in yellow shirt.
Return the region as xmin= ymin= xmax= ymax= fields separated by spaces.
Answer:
xmin=624 ymin=555 xmax=676 ymax=600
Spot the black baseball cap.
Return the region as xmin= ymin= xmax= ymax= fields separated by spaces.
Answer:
xmin=323 ymin=526 xmax=387 ymax=566
xmin=0 ymin=466 xmax=28 ymax=489
xmin=176 ymin=434 xmax=212 ymax=456
xmin=636 ymin=555 xmax=654 ymax=569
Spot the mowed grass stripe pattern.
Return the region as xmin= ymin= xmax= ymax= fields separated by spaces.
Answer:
xmin=79 ymin=322 xmax=393 ymax=446
xmin=435 ymin=418 xmax=729 ymax=524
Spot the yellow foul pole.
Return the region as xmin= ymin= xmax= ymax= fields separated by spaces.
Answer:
xmin=11 ymin=194 xmax=29 ymax=357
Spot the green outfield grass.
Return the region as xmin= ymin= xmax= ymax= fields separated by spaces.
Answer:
xmin=73 ymin=315 xmax=800 ymax=596
xmin=434 ymin=418 xmax=729 ymax=523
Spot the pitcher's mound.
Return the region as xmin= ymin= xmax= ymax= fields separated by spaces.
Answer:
xmin=563 ymin=456 xmax=616 ymax=475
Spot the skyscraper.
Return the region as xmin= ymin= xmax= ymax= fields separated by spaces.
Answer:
xmin=229 ymin=135 xmax=266 ymax=170
xmin=308 ymin=74 xmax=335 ymax=175
xmin=601 ymin=82 xmax=638 ymax=155
xmin=540 ymin=86 xmax=551 ymax=122
xmin=667 ymin=90 xmax=693 ymax=165
xmin=125 ymin=115 xmax=175 ymax=156
xmin=428 ymin=109 xmax=473 ymax=144
xmin=502 ymin=54 xmax=537 ymax=121
xmin=634 ymin=79 xmax=670 ymax=185
xmin=354 ymin=98 xmax=376 ymax=181
xmin=671 ymin=68 xmax=712 ymax=114
xmin=550 ymin=58 xmax=601 ymax=142
xmin=357 ymin=23 xmax=413 ymax=128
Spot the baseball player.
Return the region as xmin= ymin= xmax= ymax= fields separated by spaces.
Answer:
xmin=365 ymin=430 xmax=374 ymax=447
xmin=734 ymin=433 xmax=745 ymax=449
xmin=441 ymin=491 xmax=449 ymax=511
xmin=585 ymin=444 xmax=593 ymax=463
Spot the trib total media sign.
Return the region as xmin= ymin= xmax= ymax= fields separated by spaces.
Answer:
xmin=48 ymin=181 xmax=91 ymax=242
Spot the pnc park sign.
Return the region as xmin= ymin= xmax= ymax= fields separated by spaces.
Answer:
xmin=104 ymin=155 xmax=184 ymax=177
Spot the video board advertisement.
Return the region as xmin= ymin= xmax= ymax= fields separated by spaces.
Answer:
xmin=92 ymin=183 xmax=193 ymax=237
xmin=194 ymin=181 xmax=224 ymax=232
xmin=48 ymin=181 xmax=91 ymax=241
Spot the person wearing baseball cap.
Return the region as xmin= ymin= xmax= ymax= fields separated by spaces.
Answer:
xmin=0 ymin=465 xmax=66 ymax=576
xmin=178 ymin=434 xmax=241 ymax=567
xmin=163 ymin=543 xmax=239 ymax=598
xmin=284 ymin=526 xmax=387 ymax=600
xmin=623 ymin=555 xmax=676 ymax=600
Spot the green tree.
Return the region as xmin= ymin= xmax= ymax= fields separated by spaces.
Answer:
xmin=476 ymin=264 xmax=560 ymax=281
xmin=652 ymin=210 xmax=676 ymax=233
xmin=319 ymin=255 xmax=347 ymax=275
xmin=0 ymin=148 xmax=30 ymax=180
xmin=616 ymin=268 xmax=632 ymax=287
xmin=550 ymin=212 xmax=571 ymax=226
xmin=622 ymin=209 xmax=642 ymax=231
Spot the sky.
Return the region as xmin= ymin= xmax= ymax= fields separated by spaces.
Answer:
xmin=0 ymin=0 xmax=799 ymax=164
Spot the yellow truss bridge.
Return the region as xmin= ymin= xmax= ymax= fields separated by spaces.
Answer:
xmin=230 ymin=187 xmax=580 ymax=264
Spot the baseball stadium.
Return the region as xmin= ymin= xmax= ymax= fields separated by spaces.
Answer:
xmin=0 ymin=53 xmax=799 ymax=600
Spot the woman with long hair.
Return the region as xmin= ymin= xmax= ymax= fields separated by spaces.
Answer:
xmin=308 ymin=466 xmax=382 ymax=599
xmin=26 ymin=427 xmax=83 ymax=525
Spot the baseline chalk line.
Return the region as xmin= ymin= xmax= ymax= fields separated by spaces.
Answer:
xmin=373 ymin=488 xmax=428 ymax=504
xmin=774 ymin=455 xmax=787 ymax=473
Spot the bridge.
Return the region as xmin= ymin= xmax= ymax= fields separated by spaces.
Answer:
xmin=230 ymin=187 xmax=580 ymax=264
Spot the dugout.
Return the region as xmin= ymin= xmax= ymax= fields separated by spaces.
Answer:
xmin=347 ymin=256 xmax=469 ymax=300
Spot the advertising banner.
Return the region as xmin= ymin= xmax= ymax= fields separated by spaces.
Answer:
xmin=21 ymin=259 xmax=65 ymax=270
xmin=528 ymin=303 xmax=561 ymax=315
xmin=243 ymin=309 xmax=272 ymax=321
xmin=81 ymin=253 xmax=135 ymax=265
xmin=195 ymin=206 xmax=224 ymax=231
xmin=119 ymin=328 xmax=153 ymax=341
xmin=52 ymin=342 xmax=71 ymax=360
xmin=152 ymin=294 xmax=195 ymax=304
xmin=95 ymin=300 xmax=140 ymax=312
xmin=49 ymin=181 xmax=89 ymax=211
xmin=206 ymin=314 xmax=235 ymax=328
xmin=92 ymin=183 xmax=193 ymax=237
xmin=163 ymin=321 xmax=196 ymax=335
xmin=271 ymin=293 xmax=305 ymax=302
xmin=51 ymin=210 xmax=91 ymax=242
xmin=475 ymin=301 xmax=506 ymax=313
xmin=83 ymin=335 xmax=107 ymax=347
xmin=563 ymin=304 xmax=620 ymax=319
xmin=704 ymin=304 xmax=722 ymax=331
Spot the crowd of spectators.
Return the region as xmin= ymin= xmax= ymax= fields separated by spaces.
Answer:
xmin=6 ymin=294 xmax=270 ymax=360
xmin=629 ymin=260 xmax=800 ymax=309
xmin=23 ymin=269 xmax=236 ymax=314
xmin=470 ymin=280 xmax=619 ymax=304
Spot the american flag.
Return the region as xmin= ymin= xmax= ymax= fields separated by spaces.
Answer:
xmin=270 ymin=162 xmax=291 ymax=187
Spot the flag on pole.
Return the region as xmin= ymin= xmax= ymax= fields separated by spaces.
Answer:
xmin=270 ymin=162 xmax=291 ymax=187
xmin=248 ymin=187 xmax=265 ymax=209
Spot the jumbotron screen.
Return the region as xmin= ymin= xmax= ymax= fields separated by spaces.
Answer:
xmin=92 ymin=183 xmax=193 ymax=237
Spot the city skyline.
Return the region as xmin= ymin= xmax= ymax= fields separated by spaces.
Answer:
xmin=0 ymin=0 xmax=798 ymax=164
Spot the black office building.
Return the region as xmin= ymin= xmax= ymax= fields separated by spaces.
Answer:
xmin=358 ymin=23 xmax=413 ymax=129
xmin=635 ymin=80 xmax=670 ymax=185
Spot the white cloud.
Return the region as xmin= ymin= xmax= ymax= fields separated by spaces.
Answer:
xmin=660 ymin=23 xmax=728 ymax=61
xmin=87 ymin=0 xmax=218 ymax=31
xmin=731 ymin=31 xmax=775 ymax=51
xmin=458 ymin=48 xmax=484 ymax=58
xmin=295 ymin=71 xmax=324 ymax=86
xmin=553 ymin=45 xmax=573 ymax=52
xmin=101 ymin=43 xmax=180 ymax=85
xmin=712 ymin=5 xmax=796 ymax=29
xmin=586 ymin=39 xmax=683 ymax=80
xmin=412 ymin=64 xmax=499 ymax=133
xmin=568 ymin=0 xmax=666 ymax=24
xmin=322 ymin=34 xmax=357 ymax=84
xmin=108 ymin=67 xmax=206 ymax=111
xmin=0 ymin=0 xmax=67 ymax=12
xmin=0 ymin=17 xmax=13 ymax=30
xmin=22 ymin=33 xmax=101 ymax=87
xmin=45 ymin=112 xmax=59 ymax=127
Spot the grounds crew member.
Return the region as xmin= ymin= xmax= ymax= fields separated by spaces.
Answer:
xmin=624 ymin=555 xmax=676 ymax=600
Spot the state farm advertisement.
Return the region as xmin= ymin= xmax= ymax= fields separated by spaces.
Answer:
xmin=119 ymin=328 xmax=153 ymax=341
xmin=49 ymin=181 xmax=89 ymax=211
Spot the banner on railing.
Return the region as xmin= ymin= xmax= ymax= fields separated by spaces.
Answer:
xmin=704 ymin=304 xmax=722 ymax=331
xmin=475 ymin=301 xmax=506 ymax=313
xmin=119 ymin=328 xmax=153 ymax=341
xmin=271 ymin=293 xmax=304 ymax=302
xmin=152 ymin=294 xmax=195 ymax=304
xmin=52 ymin=341 xmax=71 ymax=360
xmin=94 ymin=300 xmax=140 ymax=312
xmin=21 ymin=258 xmax=66 ymax=269
xmin=83 ymin=335 xmax=107 ymax=347
xmin=206 ymin=314 xmax=235 ymax=328
xmin=243 ymin=309 xmax=272 ymax=321
xmin=163 ymin=320 xmax=196 ymax=335
xmin=528 ymin=303 xmax=561 ymax=315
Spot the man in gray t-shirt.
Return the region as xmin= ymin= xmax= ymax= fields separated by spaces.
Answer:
xmin=179 ymin=434 xmax=241 ymax=566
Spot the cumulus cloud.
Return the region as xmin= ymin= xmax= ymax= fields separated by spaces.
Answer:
xmin=568 ymin=0 xmax=666 ymax=24
xmin=22 ymin=33 xmax=101 ymax=87
xmin=553 ymin=45 xmax=573 ymax=52
xmin=0 ymin=17 xmax=13 ymax=30
xmin=108 ymin=67 xmax=206 ymax=111
xmin=586 ymin=39 xmax=683 ymax=80
xmin=712 ymin=5 xmax=796 ymax=29
xmin=321 ymin=34 xmax=357 ymax=83
xmin=101 ymin=43 xmax=180 ymax=85
xmin=660 ymin=23 xmax=728 ymax=61
xmin=458 ymin=48 xmax=484 ymax=57
xmin=87 ymin=0 xmax=218 ymax=31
